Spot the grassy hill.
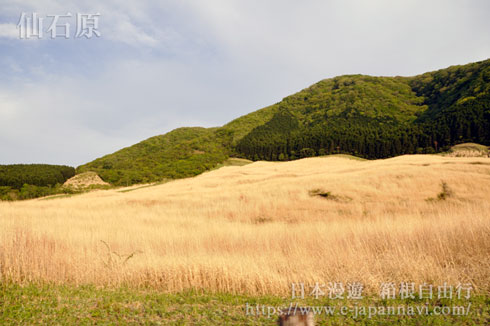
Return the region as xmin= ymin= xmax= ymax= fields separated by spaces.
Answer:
xmin=236 ymin=59 xmax=490 ymax=161
xmin=77 ymin=127 xmax=232 ymax=186
xmin=2 ymin=154 xmax=490 ymax=325
xmin=79 ymin=58 xmax=490 ymax=185
xmin=444 ymin=143 xmax=489 ymax=157
xmin=2 ymin=154 xmax=490 ymax=296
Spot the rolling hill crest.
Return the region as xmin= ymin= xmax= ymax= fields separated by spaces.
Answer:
xmin=78 ymin=59 xmax=490 ymax=185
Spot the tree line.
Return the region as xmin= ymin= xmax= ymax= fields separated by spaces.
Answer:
xmin=0 ymin=164 xmax=75 ymax=200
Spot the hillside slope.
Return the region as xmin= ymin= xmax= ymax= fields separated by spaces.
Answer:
xmin=79 ymin=59 xmax=490 ymax=185
xmin=2 ymin=154 xmax=490 ymax=294
xmin=77 ymin=127 xmax=232 ymax=185
xmin=236 ymin=60 xmax=490 ymax=160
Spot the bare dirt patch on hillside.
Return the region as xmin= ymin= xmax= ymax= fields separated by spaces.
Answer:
xmin=63 ymin=172 xmax=110 ymax=189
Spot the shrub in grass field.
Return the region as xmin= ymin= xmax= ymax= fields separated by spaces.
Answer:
xmin=437 ymin=181 xmax=454 ymax=200
xmin=426 ymin=181 xmax=454 ymax=202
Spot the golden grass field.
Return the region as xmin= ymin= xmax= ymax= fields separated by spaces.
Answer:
xmin=1 ymin=154 xmax=489 ymax=296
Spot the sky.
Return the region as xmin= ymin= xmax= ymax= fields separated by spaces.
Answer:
xmin=0 ymin=0 xmax=489 ymax=166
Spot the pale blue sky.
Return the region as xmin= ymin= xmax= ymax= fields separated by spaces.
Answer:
xmin=0 ymin=0 xmax=489 ymax=166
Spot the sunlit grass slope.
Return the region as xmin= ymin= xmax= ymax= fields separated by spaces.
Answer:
xmin=1 ymin=155 xmax=489 ymax=296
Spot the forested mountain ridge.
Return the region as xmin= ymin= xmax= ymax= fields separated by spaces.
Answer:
xmin=235 ymin=59 xmax=490 ymax=160
xmin=78 ymin=58 xmax=490 ymax=185
xmin=410 ymin=59 xmax=490 ymax=146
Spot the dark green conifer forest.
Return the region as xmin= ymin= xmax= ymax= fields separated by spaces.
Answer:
xmin=0 ymin=164 xmax=75 ymax=200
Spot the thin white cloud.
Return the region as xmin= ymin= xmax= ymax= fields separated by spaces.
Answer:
xmin=103 ymin=13 xmax=159 ymax=47
xmin=0 ymin=91 xmax=21 ymax=120
xmin=0 ymin=57 xmax=235 ymax=165
xmin=0 ymin=23 xmax=18 ymax=39
xmin=1 ymin=0 xmax=164 ymax=47
xmin=185 ymin=0 xmax=490 ymax=78
xmin=0 ymin=0 xmax=489 ymax=166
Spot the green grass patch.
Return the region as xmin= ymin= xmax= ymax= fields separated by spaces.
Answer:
xmin=213 ymin=158 xmax=253 ymax=169
xmin=324 ymin=154 xmax=367 ymax=161
xmin=450 ymin=143 xmax=489 ymax=152
xmin=40 ymin=193 xmax=79 ymax=200
xmin=117 ymin=181 xmax=170 ymax=193
xmin=2 ymin=282 xmax=487 ymax=325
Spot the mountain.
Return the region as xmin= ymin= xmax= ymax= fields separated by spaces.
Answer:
xmin=78 ymin=59 xmax=490 ymax=185
xmin=77 ymin=127 xmax=232 ymax=185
